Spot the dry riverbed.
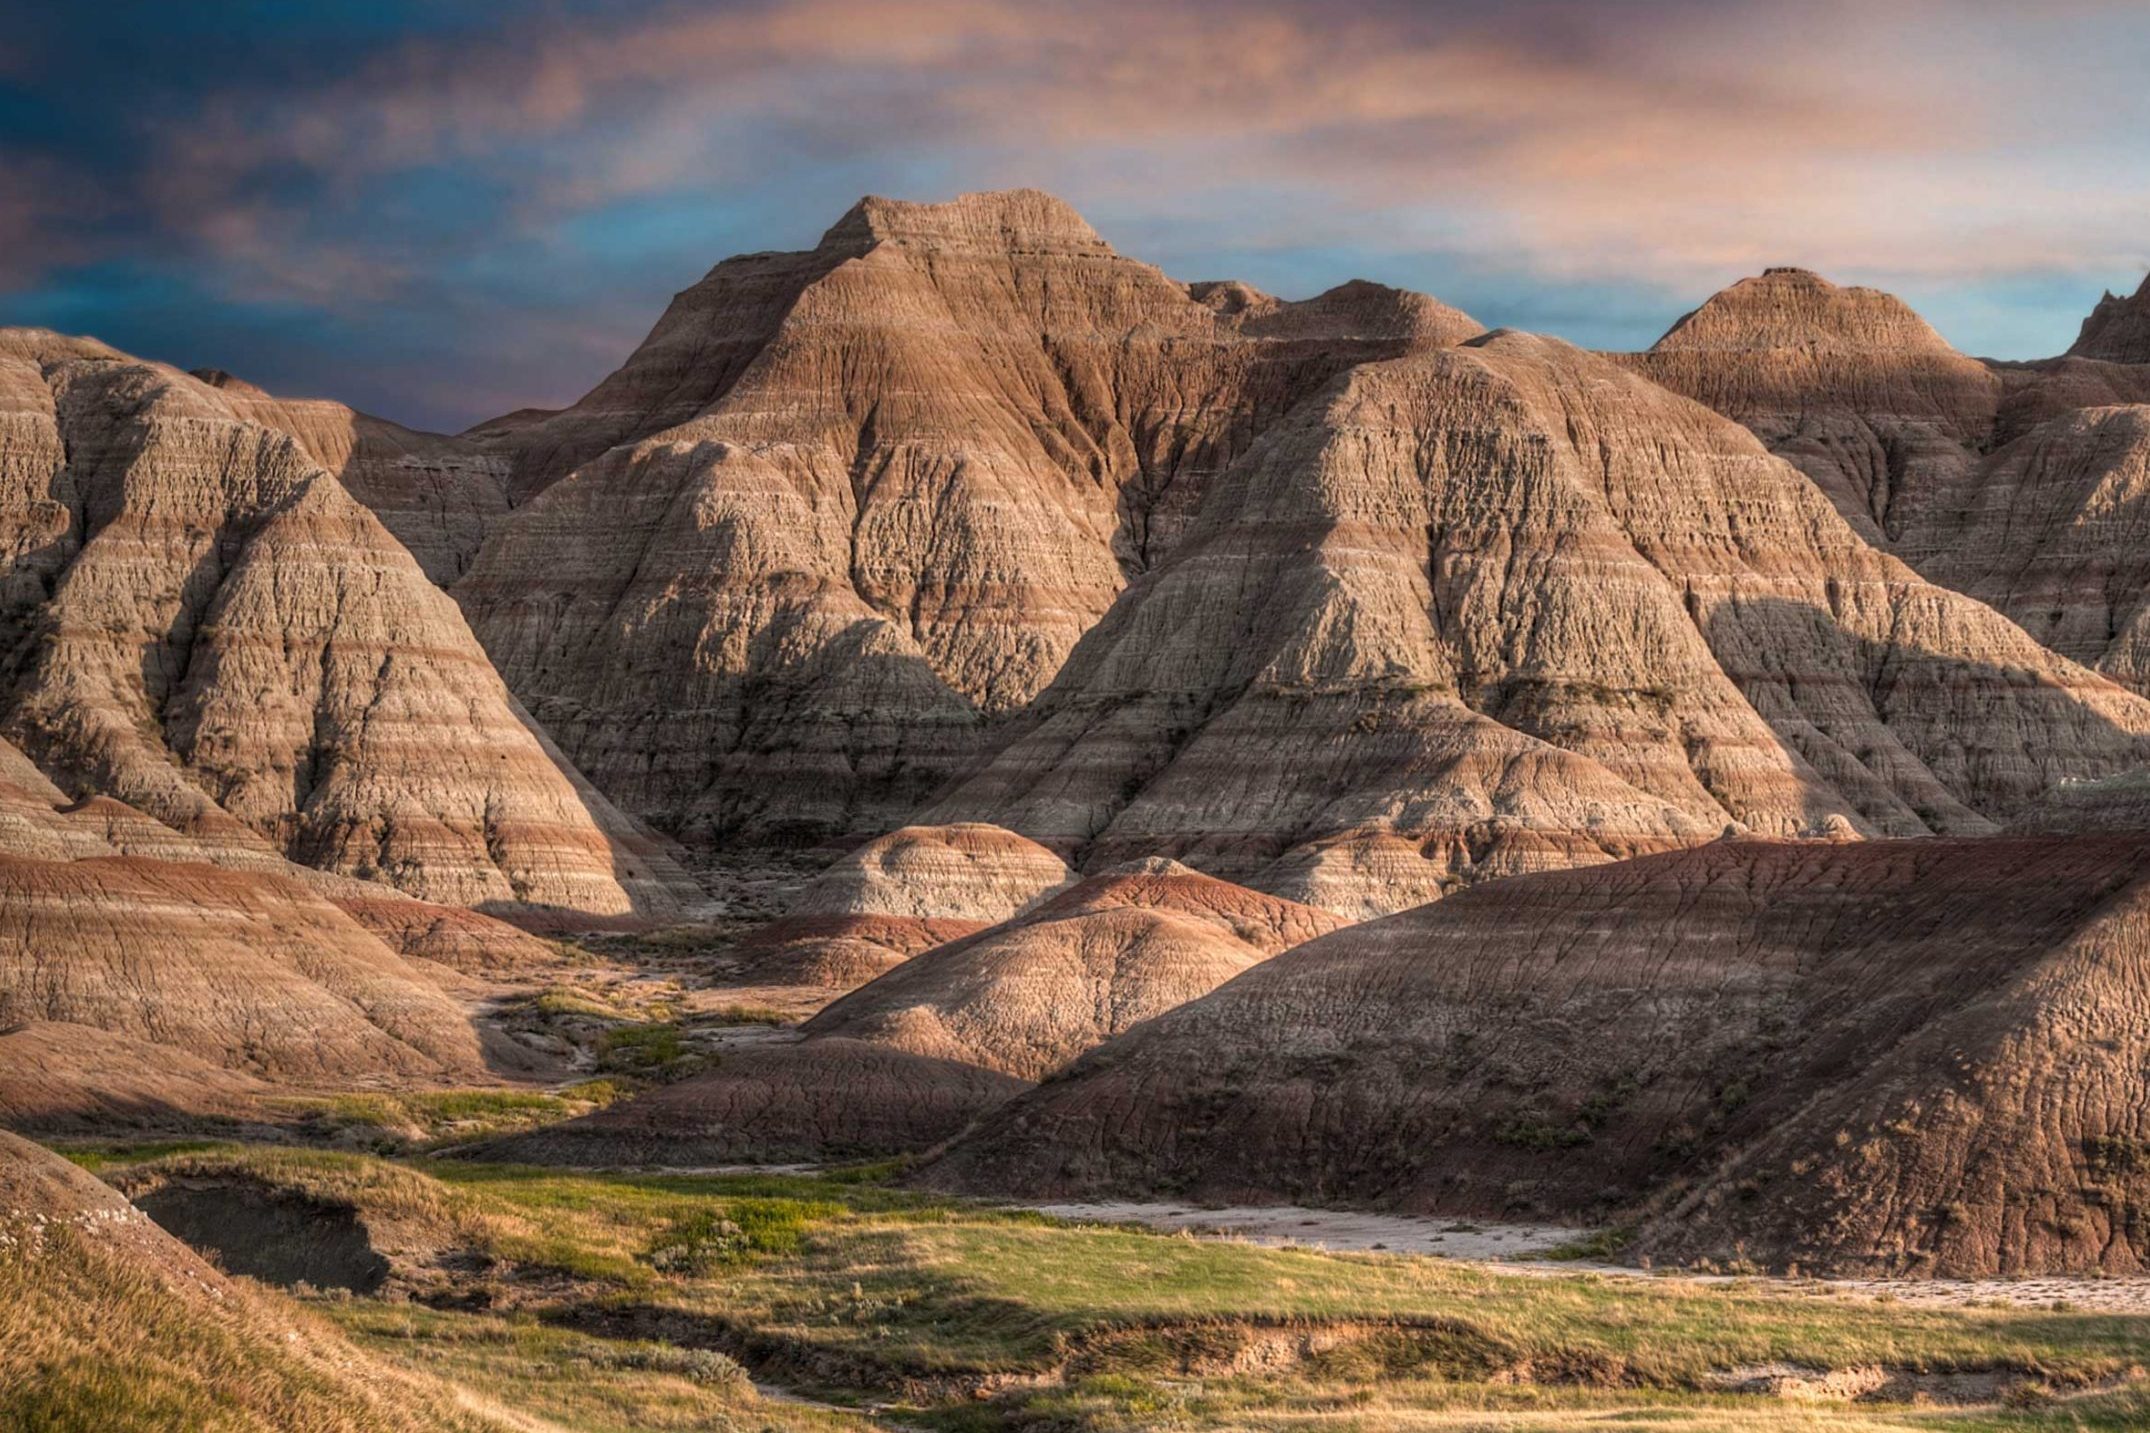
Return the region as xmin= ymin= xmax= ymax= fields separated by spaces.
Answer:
xmin=1028 ymin=1198 xmax=2150 ymax=1312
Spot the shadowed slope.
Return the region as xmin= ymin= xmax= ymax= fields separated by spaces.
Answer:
xmin=1624 ymin=268 xmax=2001 ymax=543
xmin=467 ymin=1037 xmax=1026 ymax=1165
xmin=924 ymin=835 xmax=2150 ymax=1277
xmin=1630 ymin=268 xmax=2150 ymax=696
xmin=193 ymin=367 xmax=511 ymax=584
xmin=2071 ymin=273 xmax=2150 ymax=365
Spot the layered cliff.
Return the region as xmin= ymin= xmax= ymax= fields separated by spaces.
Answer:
xmin=927 ymin=332 xmax=2150 ymax=910
xmin=926 ymin=835 xmax=2150 ymax=1277
xmin=193 ymin=367 xmax=511 ymax=583
xmin=2070 ymin=272 xmax=2150 ymax=365
xmin=454 ymin=190 xmax=1481 ymax=841
xmin=0 ymin=330 xmax=696 ymax=918
xmin=1623 ymin=268 xmax=2002 ymax=544
xmin=1629 ymin=268 xmax=2150 ymax=698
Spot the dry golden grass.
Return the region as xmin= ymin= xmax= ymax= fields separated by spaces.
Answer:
xmin=0 ymin=1222 xmax=501 ymax=1432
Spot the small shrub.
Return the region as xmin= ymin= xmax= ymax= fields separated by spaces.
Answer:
xmin=597 ymin=1023 xmax=698 ymax=1077
xmin=644 ymin=1213 xmax=749 ymax=1275
xmin=587 ymin=1342 xmax=748 ymax=1389
xmin=1493 ymin=1113 xmax=1590 ymax=1151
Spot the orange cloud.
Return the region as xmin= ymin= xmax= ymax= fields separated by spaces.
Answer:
xmin=117 ymin=0 xmax=2150 ymax=305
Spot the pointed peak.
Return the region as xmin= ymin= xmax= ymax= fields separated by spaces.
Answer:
xmin=1188 ymin=279 xmax=1277 ymax=316
xmin=2067 ymin=270 xmax=2150 ymax=364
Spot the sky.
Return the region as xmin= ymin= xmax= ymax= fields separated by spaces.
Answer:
xmin=4 ymin=0 xmax=2148 ymax=433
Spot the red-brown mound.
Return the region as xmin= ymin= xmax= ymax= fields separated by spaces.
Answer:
xmin=804 ymin=860 xmax=1343 ymax=1078
xmin=925 ymin=836 xmax=2150 ymax=1276
xmin=0 ymin=852 xmax=487 ymax=1084
xmin=0 ymin=1023 xmax=269 ymax=1131
xmin=469 ymin=1037 xmax=1026 ymax=1165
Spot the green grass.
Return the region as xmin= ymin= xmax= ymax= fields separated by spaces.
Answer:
xmin=326 ymin=1305 xmax=875 ymax=1431
xmin=77 ymin=1147 xmax=2150 ymax=1431
xmin=709 ymin=1002 xmax=792 ymax=1026
xmin=595 ymin=1021 xmax=696 ymax=1075
xmin=261 ymin=1083 xmax=629 ymax=1152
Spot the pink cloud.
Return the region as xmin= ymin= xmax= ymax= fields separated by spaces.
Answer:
xmin=110 ymin=0 xmax=2150 ymax=307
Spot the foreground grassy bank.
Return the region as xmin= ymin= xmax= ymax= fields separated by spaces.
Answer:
xmin=43 ymin=1142 xmax=2150 ymax=1431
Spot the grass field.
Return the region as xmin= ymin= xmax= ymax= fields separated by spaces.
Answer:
xmin=38 ymin=1142 xmax=2149 ymax=1431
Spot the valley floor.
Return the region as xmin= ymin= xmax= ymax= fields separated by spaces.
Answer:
xmin=31 ymin=1140 xmax=2150 ymax=1433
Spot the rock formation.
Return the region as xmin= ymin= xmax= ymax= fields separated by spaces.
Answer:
xmin=0 ymin=329 xmax=696 ymax=919
xmin=723 ymin=822 xmax=1074 ymax=988
xmin=1628 ymin=268 xmax=2150 ymax=696
xmin=927 ymin=331 xmax=2150 ymax=911
xmin=1622 ymin=268 xmax=2001 ymax=544
xmin=469 ymin=1037 xmax=1025 ymax=1165
xmin=0 ymin=850 xmax=490 ymax=1083
xmin=192 ymin=367 xmax=511 ymax=584
xmin=454 ymin=190 xmax=1481 ymax=842
xmin=925 ymin=835 xmax=2150 ymax=1277
xmin=1912 ymin=404 xmax=2150 ymax=683
xmin=2070 ymin=272 xmax=2150 ymax=365
xmin=792 ymin=822 xmax=1075 ymax=921
xmin=502 ymin=856 xmax=1334 ymax=1163
xmin=803 ymin=858 xmax=1342 ymax=1078
xmin=0 ymin=731 xmax=564 ymax=1105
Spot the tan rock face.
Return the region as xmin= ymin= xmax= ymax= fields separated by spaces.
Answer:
xmin=792 ymin=822 xmax=1074 ymax=921
xmin=1624 ymin=268 xmax=2002 ymax=544
xmin=925 ymin=835 xmax=2150 ymax=1277
xmin=723 ymin=822 xmax=1074 ymax=990
xmin=803 ymin=858 xmax=1344 ymax=1079
xmin=193 ymin=368 xmax=512 ymax=584
xmin=928 ymin=332 xmax=2150 ymax=911
xmin=455 ymin=189 xmax=1479 ymax=842
xmin=2070 ymin=272 xmax=2150 ymax=364
xmin=1914 ymin=405 xmax=2150 ymax=679
xmin=1628 ymin=268 xmax=2150 ymax=698
xmin=0 ymin=852 xmax=488 ymax=1083
xmin=0 ymin=333 xmax=696 ymax=918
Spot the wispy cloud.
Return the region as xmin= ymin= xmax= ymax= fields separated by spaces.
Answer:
xmin=4 ymin=0 xmax=2148 ymax=427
